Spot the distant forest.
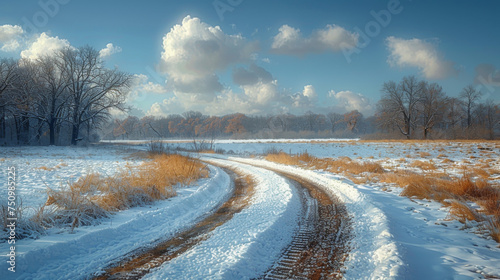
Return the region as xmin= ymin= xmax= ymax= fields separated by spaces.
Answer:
xmin=1 ymin=44 xmax=499 ymax=146
xmin=105 ymin=76 xmax=500 ymax=141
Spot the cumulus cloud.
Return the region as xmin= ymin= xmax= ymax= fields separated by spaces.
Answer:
xmin=289 ymin=85 xmax=317 ymax=108
xmin=386 ymin=36 xmax=457 ymax=79
xmin=271 ymin=24 xmax=358 ymax=55
xmin=0 ymin=25 xmax=24 ymax=52
xmin=329 ymin=90 xmax=373 ymax=114
xmin=232 ymin=63 xmax=273 ymax=86
xmin=127 ymin=74 xmax=168 ymax=105
xmin=132 ymin=74 xmax=167 ymax=94
xmin=147 ymin=97 xmax=184 ymax=117
xmin=147 ymin=81 xmax=323 ymax=117
xmin=99 ymin=43 xmax=122 ymax=58
xmin=160 ymin=15 xmax=258 ymax=97
xmin=241 ymin=80 xmax=279 ymax=105
xmin=20 ymin=32 xmax=71 ymax=60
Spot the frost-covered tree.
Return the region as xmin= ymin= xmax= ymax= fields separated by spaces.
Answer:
xmin=0 ymin=58 xmax=18 ymax=141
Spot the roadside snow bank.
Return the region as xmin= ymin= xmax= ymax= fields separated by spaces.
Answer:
xmin=144 ymin=157 xmax=302 ymax=279
xmin=233 ymin=156 xmax=404 ymax=280
xmin=0 ymin=165 xmax=231 ymax=280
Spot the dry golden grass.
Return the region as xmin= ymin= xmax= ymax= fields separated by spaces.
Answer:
xmin=418 ymin=151 xmax=431 ymax=158
xmin=265 ymin=152 xmax=385 ymax=177
xmin=448 ymin=200 xmax=482 ymax=223
xmin=472 ymin=168 xmax=491 ymax=180
xmin=486 ymin=218 xmax=500 ymax=243
xmin=265 ymin=149 xmax=500 ymax=242
xmin=42 ymin=154 xmax=208 ymax=228
xmin=37 ymin=166 xmax=55 ymax=171
xmin=437 ymin=153 xmax=447 ymax=158
xmin=441 ymin=158 xmax=454 ymax=164
xmin=410 ymin=160 xmax=437 ymax=171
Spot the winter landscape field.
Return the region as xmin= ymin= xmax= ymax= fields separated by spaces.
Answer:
xmin=2 ymin=1 xmax=500 ymax=279
xmin=1 ymin=139 xmax=499 ymax=279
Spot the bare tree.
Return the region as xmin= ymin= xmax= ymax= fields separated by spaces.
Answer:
xmin=474 ymin=102 xmax=499 ymax=139
xmin=378 ymin=76 xmax=425 ymax=139
xmin=419 ymin=82 xmax=447 ymax=139
xmin=27 ymin=56 xmax=71 ymax=145
xmin=59 ymin=46 xmax=132 ymax=145
xmin=459 ymin=85 xmax=482 ymax=128
xmin=10 ymin=59 xmax=40 ymax=144
xmin=0 ymin=59 xmax=18 ymax=141
xmin=344 ymin=110 xmax=362 ymax=132
xmin=327 ymin=112 xmax=343 ymax=133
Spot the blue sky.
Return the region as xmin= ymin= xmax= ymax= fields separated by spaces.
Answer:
xmin=1 ymin=0 xmax=499 ymax=117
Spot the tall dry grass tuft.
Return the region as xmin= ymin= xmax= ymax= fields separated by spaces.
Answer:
xmin=410 ymin=160 xmax=437 ymax=171
xmin=263 ymin=149 xmax=500 ymax=243
xmin=486 ymin=217 xmax=500 ymax=243
xmin=448 ymin=200 xmax=482 ymax=224
xmin=265 ymin=152 xmax=385 ymax=176
xmin=36 ymin=154 xmax=208 ymax=231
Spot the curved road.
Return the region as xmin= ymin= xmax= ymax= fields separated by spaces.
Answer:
xmin=93 ymin=156 xmax=351 ymax=279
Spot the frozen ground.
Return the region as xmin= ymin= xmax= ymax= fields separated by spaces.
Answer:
xmin=1 ymin=140 xmax=499 ymax=279
xmin=0 ymin=145 xmax=144 ymax=213
xmin=0 ymin=160 xmax=232 ymax=279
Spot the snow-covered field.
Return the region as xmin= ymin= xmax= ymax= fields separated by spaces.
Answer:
xmin=1 ymin=140 xmax=500 ymax=279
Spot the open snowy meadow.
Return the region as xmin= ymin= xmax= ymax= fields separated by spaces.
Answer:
xmin=1 ymin=140 xmax=500 ymax=279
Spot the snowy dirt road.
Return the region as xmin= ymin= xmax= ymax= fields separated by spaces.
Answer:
xmin=94 ymin=158 xmax=352 ymax=279
xmin=3 ymin=145 xmax=499 ymax=279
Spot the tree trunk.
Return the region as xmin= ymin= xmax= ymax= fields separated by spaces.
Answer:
xmin=0 ymin=109 xmax=5 ymax=140
xmin=49 ymin=118 xmax=56 ymax=145
xmin=71 ymin=123 xmax=80 ymax=145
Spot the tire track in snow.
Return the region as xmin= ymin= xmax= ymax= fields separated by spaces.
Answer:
xmin=93 ymin=165 xmax=254 ymax=280
xmin=252 ymin=168 xmax=352 ymax=279
xmin=200 ymin=155 xmax=352 ymax=279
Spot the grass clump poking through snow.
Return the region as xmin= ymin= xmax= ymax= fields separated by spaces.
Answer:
xmin=22 ymin=154 xmax=208 ymax=235
xmin=382 ymin=170 xmax=500 ymax=242
xmin=264 ymin=150 xmax=500 ymax=243
xmin=264 ymin=151 xmax=385 ymax=181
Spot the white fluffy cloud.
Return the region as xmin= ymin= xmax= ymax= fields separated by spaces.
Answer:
xmin=290 ymin=85 xmax=317 ymax=108
xmin=160 ymin=15 xmax=258 ymax=97
xmin=132 ymin=74 xmax=167 ymax=93
xmin=386 ymin=36 xmax=457 ymax=79
xmin=99 ymin=43 xmax=122 ymax=58
xmin=0 ymin=25 xmax=24 ymax=52
xmin=302 ymin=85 xmax=317 ymax=99
xmin=329 ymin=90 xmax=373 ymax=114
xmin=233 ymin=63 xmax=273 ymax=86
xmin=271 ymin=24 xmax=358 ymax=55
xmin=127 ymin=74 xmax=168 ymax=105
xmin=20 ymin=32 xmax=71 ymax=60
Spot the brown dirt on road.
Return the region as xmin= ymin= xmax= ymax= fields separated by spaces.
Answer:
xmin=93 ymin=166 xmax=254 ymax=280
xmin=259 ymin=169 xmax=352 ymax=280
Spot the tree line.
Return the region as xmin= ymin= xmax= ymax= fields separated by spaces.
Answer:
xmin=376 ymin=76 xmax=499 ymax=140
xmin=1 ymin=50 xmax=498 ymax=145
xmin=103 ymin=110 xmax=373 ymax=141
xmin=0 ymin=46 xmax=132 ymax=146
